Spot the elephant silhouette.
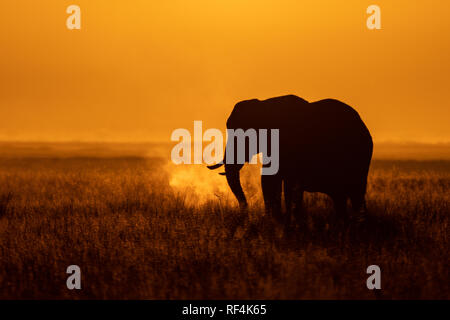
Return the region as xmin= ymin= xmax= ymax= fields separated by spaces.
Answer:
xmin=208 ymin=95 xmax=373 ymax=225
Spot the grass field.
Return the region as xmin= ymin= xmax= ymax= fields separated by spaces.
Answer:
xmin=0 ymin=143 xmax=448 ymax=299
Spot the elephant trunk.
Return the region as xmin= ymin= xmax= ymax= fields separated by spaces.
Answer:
xmin=224 ymin=163 xmax=247 ymax=210
xmin=207 ymin=147 xmax=248 ymax=209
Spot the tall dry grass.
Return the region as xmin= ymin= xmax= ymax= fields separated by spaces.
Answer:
xmin=0 ymin=157 xmax=448 ymax=299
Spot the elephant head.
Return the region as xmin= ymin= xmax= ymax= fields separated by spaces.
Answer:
xmin=207 ymin=98 xmax=287 ymax=209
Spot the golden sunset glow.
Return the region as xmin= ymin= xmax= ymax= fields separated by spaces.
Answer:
xmin=0 ymin=1 xmax=449 ymax=301
xmin=1 ymin=0 xmax=449 ymax=142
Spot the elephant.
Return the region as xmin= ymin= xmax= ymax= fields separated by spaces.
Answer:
xmin=208 ymin=94 xmax=373 ymax=225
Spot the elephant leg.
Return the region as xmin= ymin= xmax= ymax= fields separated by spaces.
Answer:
xmin=284 ymin=179 xmax=293 ymax=215
xmin=350 ymin=179 xmax=368 ymax=211
xmin=329 ymin=192 xmax=348 ymax=224
xmin=284 ymin=179 xmax=304 ymax=225
xmin=350 ymin=190 xmax=366 ymax=213
xmin=261 ymin=175 xmax=282 ymax=221
xmin=350 ymin=182 xmax=368 ymax=222
xmin=294 ymin=188 xmax=304 ymax=223
xmin=283 ymin=179 xmax=293 ymax=228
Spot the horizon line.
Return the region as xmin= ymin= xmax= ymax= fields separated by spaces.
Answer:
xmin=0 ymin=139 xmax=450 ymax=145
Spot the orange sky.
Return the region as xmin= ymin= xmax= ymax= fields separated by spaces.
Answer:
xmin=0 ymin=0 xmax=449 ymax=142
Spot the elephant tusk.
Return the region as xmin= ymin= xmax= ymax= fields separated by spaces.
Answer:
xmin=207 ymin=162 xmax=224 ymax=170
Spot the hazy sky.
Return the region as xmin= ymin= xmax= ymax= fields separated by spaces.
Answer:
xmin=0 ymin=0 xmax=449 ymax=142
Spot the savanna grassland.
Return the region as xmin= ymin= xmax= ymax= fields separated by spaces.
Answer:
xmin=0 ymin=142 xmax=448 ymax=299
